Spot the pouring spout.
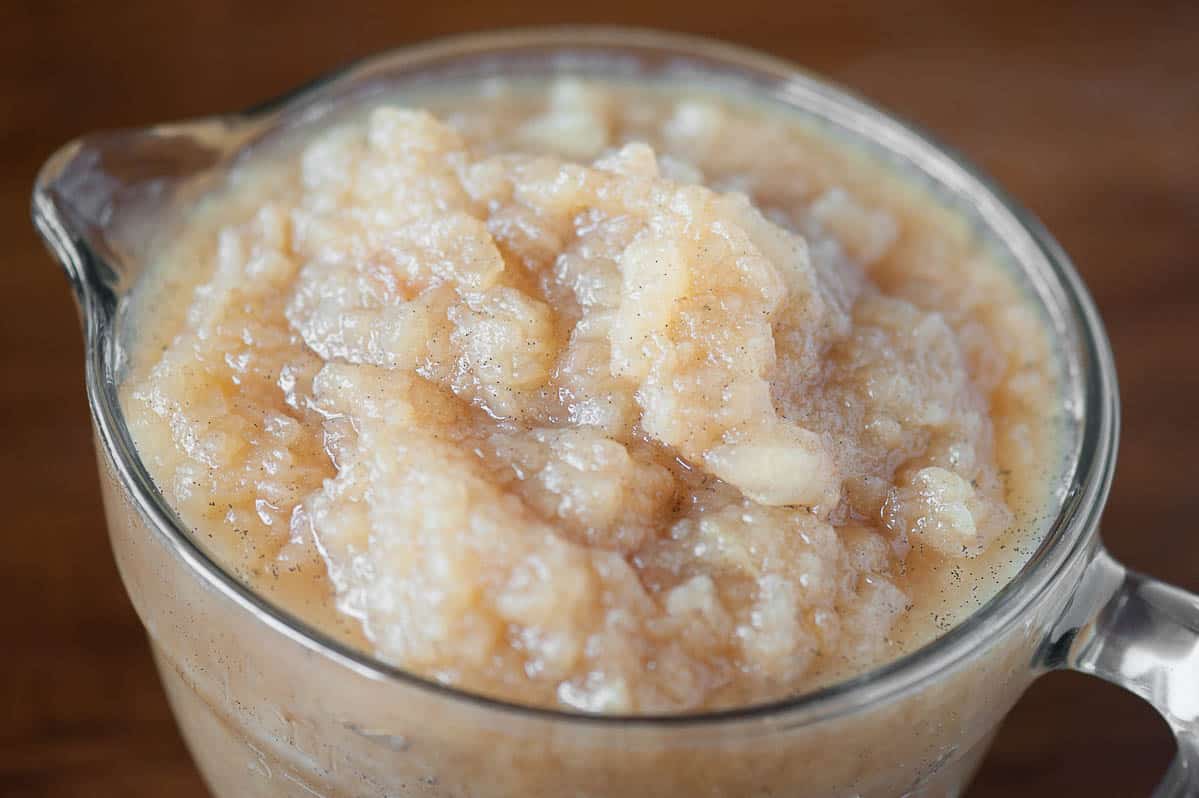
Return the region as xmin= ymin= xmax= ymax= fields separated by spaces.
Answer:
xmin=31 ymin=119 xmax=241 ymax=313
xmin=32 ymin=138 xmax=102 ymax=308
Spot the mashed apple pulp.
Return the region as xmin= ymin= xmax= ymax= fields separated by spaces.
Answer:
xmin=122 ymin=78 xmax=1059 ymax=714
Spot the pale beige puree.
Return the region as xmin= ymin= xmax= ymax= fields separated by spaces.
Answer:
xmin=122 ymin=78 xmax=1059 ymax=713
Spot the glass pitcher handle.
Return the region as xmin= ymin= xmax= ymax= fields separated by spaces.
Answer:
xmin=1057 ymin=547 xmax=1199 ymax=796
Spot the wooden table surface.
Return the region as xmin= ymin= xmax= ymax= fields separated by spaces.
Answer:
xmin=3 ymin=2 xmax=1197 ymax=795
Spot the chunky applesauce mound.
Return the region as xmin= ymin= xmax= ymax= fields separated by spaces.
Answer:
xmin=124 ymin=81 xmax=1051 ymax=712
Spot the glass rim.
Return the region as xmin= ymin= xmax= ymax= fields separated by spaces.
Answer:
xmin=36 ymin=26 xmax=1120 ymax=730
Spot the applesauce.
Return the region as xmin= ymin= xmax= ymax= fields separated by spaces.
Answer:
xmin=120 ymin=76 xmax=1062 ymax=715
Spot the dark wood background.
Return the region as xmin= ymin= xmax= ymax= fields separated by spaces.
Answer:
xmin=3 ymin=2 xmax=1196 ymax=795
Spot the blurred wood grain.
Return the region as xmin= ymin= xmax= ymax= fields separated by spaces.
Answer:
xmin=2 ymin=1 xmax=1196 ymax=795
